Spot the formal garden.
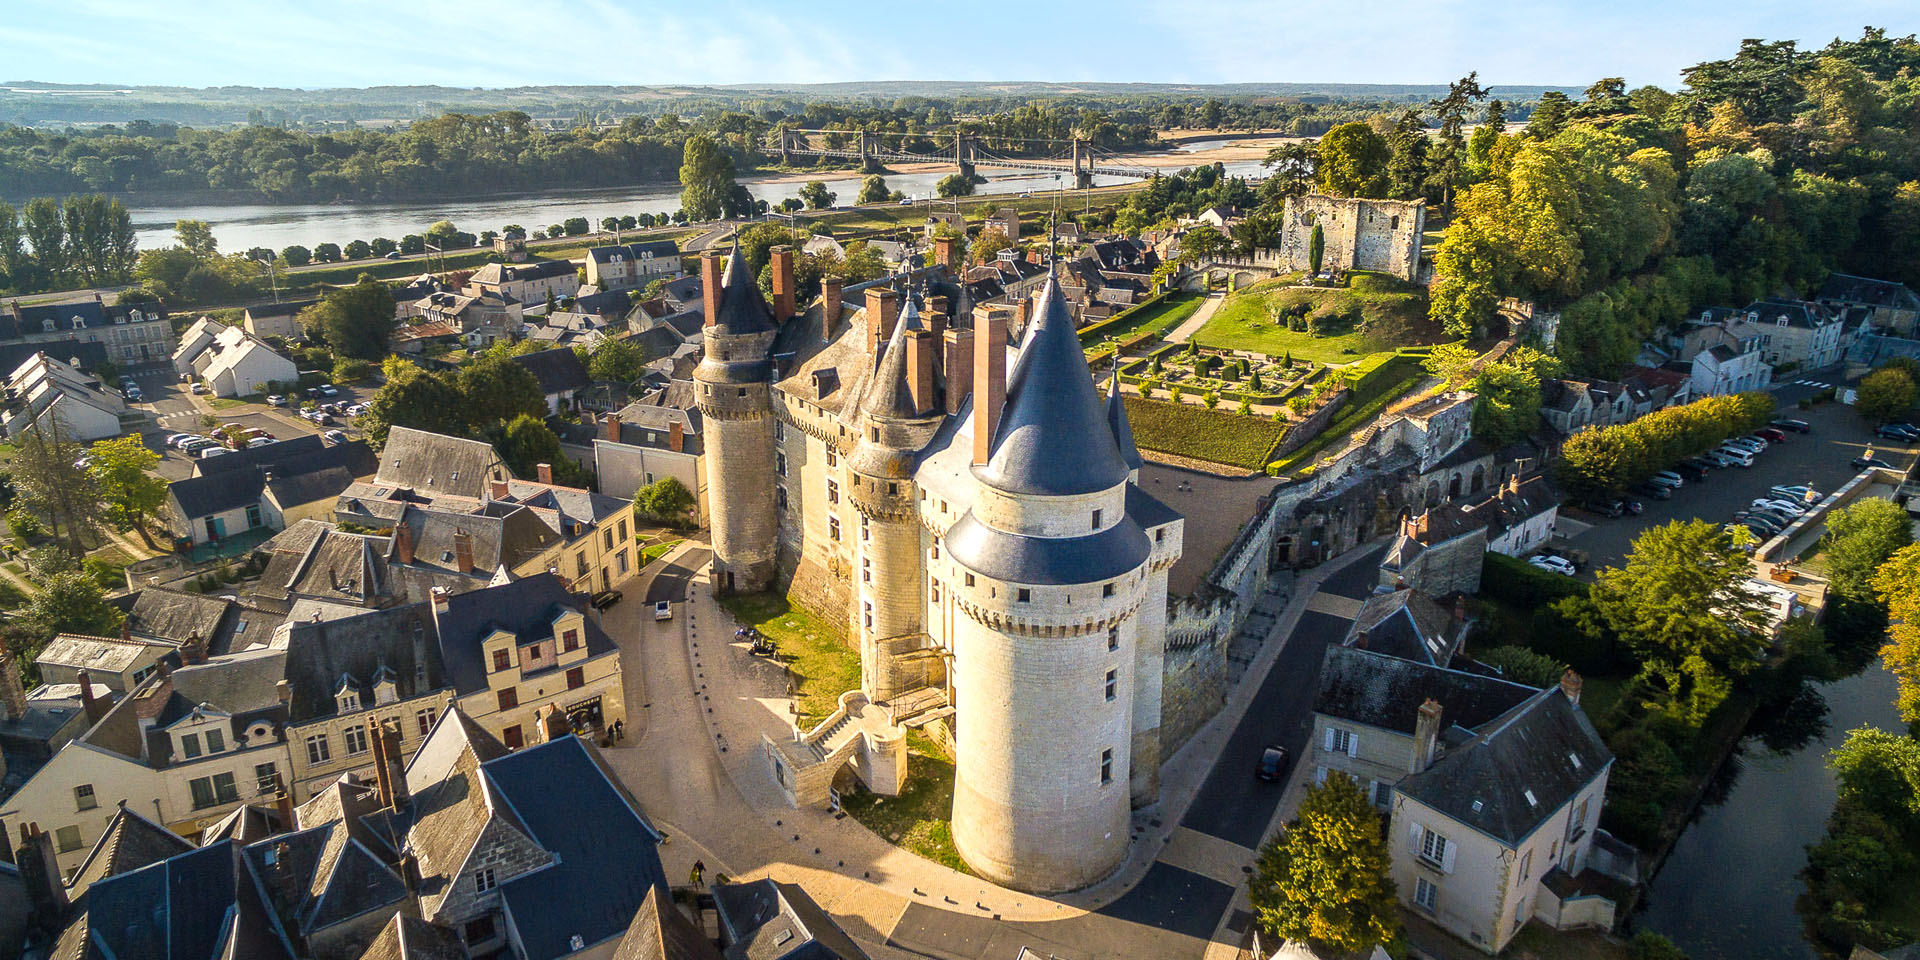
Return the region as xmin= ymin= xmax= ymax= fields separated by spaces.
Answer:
xmin=1193 ymin=271 xmax=1445 ymax=362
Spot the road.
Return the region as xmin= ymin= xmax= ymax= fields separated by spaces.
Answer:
xmin=1563 ymin=378 xmax=1919 ymax=573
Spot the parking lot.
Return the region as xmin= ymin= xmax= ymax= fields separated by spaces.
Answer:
xmin=126 ymin=369 xmax=371 ymax=482
xmin=1561 ymin=380 xmax=1918 ymax=574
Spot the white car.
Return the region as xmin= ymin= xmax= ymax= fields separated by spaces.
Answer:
xmin=319 ymin=384 xmax=339 ymax=396
xmin=653 ymin=600 xmax=673 ymax=621
xmin=1770 ymin=485 xmax=1816 ymax=502
xmin=1528 ymin=555 xmax=1578 ymax=576
xmin=266 ymin=394 xmax=286 ymax=406
xmin=1648 ymin=470 xmax=1684 ymax=488
xmin=1723 ymin=437 xmax=1766 ymax=454
xmin=247 ymin=437 xmax=276 ymax=448
xmin=198 ymin=447 xmax=230 ymax=459
xmin=1714 ymin=446 xmax=1756 ymax=466
xmin=1753 ymin=498 xmax=1807 ymax=517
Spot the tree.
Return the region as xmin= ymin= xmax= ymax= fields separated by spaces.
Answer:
xmin=1307 ymin=223 xmax=1325 ymax=275
xmin=1476 ymin=646 xmax=1569 ymax=687
xmin=280 ymin=245 xmax=311 ymax=267
xmin=361 ymin=358 xmax=467 ymax=446
xmin=9 ymin=419 xmax=100 ymax=556
xmin=491 ymin=414 xmax=585 ymax=485
xmin=457 ymin=354 xmax=547 ymax=428
xmin=175 ymin=219 xmax=218 ymax=260
xmin=634 ymin=476 xmax=696 ymax=524
xmin=298 ymin=275 xmax=396 ymax=361
xmin=344 ymin=239 xmax=371 ymax=260
xmin=857 ymin=175 xmax=889 ymax=205
xmin=312 ymin=242 xmax=341 ymax=263
xmin=935 ymin=173 xmax=975 ymax=198
xmin=587 ymin=339 xmax=648 ymax=383
xmin=1821 ymin=498 xmax=1914 ymax=599
xmin=970 ymin=228 xmax=1012 ymax=265
xmin=1315 ymin=122 xmax=1390 ymax=198
xmin=1575 ymin=519 xmax=1772 ymax=723
xmin=1247 ymin=772 xmax=1400 ymax=955
xmin=370 ymin=237 xmax=397 ymax=257
xmin=1466 ymin=99 xmax=1505 ymax=178
xmin=1261 ymin=141 xmax=1317 ymax=201
xmin=1525 ymin=91 xmax=1573 ymax=139
xmin=21 ymin=197 xmax=65 ymax=282
xmin=1421 ymin=342 xmax=1479 ymax=389
xmin=1427 ymin=73 xmax=1488 ymax=207
xmin=85 ymin=436 xmax=165 ymax=535
xmin=679 ymin=134 xmax=737 ymax=222
xmin=1385 ymin=109 xmax=1430 ymax=201
xmin=24 ymin=571 xmax=122 ymax=637
xmin=1180 ymin=225 xmax=1228 ymax=263
xmin=1829 ymin=727 xmax=1920 ymax=824
xmin=1873 ymin=544 xmax=1920 ymax=723
xmin=798 ymin=181 xmax=836 ymax=210
xmin=1855 ymin=367 xmax=1916 ymax=423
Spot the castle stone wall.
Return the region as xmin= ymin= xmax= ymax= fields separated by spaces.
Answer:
xmin=1277 ymin=195 xmax=1426 ymax=282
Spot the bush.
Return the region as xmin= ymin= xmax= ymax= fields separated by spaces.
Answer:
xmin=1629 ymin=931 xmax=1690 ymax=960
xmin=331 ymin=358 xmax=374 ymax=383
xmin=1480 ymin=552 xmax=1587 ymax=608
xmin=1474 ymin=646 xmax=1568 ymax=687
xmin=7 ymin=508 xmax=42 ymax=540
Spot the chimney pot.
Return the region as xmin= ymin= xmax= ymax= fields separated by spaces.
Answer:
xmin=122 ymin=618 xmax=133 ymax=643
xmin=700 ymin=253 xmax=724 ymax=328
xmin=489 ymin=478 xmax=509 ymax=500
xmin=276 ymin=680 xmax=291 ymax=705
xmin=1353 ymin=629 xmax=1369 ymax=650
xmin=906 ymin=330 xmax=935 ymax=417
xmin=1560 ymin=669 xmax=1583 ymax=707
xmin=535 ymin=462 xmax=553 ymax=485
xmin=971 ymin=310 xmax=1008 ymax=465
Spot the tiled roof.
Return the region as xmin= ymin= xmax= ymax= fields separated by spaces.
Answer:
xmin=375 ymin=427 xmax=509 ymax=499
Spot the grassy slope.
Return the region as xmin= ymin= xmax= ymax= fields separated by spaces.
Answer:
xmin=1080 ymin=293 xmax=1203 ymax=350
xmin=1193 ymin=272 xmax=1440 ymax=362
xmin=718 ymin=592 xmax=858 ymax=728
xmin=838 ymin=731 xmax=971 ymax=875
xmin=1122 ymin=395 xmax=1286 ymax=470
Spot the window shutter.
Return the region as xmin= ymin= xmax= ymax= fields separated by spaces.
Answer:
xmin=1324 ymin=727 xmax=1335 ymax=752
xmin=1441 ymin=837 xmax=1457 ymax=874
xmin=1347 ymin=733 xmax=1360 ymax=758
xmin=1408 ymin=822 xmax=1425 ymax=855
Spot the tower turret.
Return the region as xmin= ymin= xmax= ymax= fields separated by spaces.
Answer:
xmin=947 ymin=278 xmax=1152 ymax=893
xmin=694 ymin=248 xmax=780 ymax=593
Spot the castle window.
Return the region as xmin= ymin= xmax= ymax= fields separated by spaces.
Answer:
xmin=862 ymin=558 xmax=871 ymax=582
xmin=1390 ymin=216 xmax=1399 ymax=230
xmin=1091 ymin=509 xmax=1102 ymax=530
xmin=1108 ymin=625 xmax=1119 ymax=651
xmin=931 ymin=580 xmax=941 ymax=603
xmin=830 ymin=518 xmax=841 ymax=541
xmin=1103 ymin=583 xmax=1115 ymax=598
xmin=888 ymin=482 xmax=898 ymax=495
xmin=863 ymin=602 xmax=873 ymax=629
xmin=737 ymin=388 xmax=746 ymax=398
xmin=1105 ymin=670 xmax=1117 ymax=702
xmin=869 ymin=426 xmax=879 ymax=441
xmin=861 ymin=518 xmax=870 ymax=541
xmin=774 ymin=421 xmax=784 ymax=440
xmin=1156 ymin=529 xmax=1165 ymax=542
xmin=930 ymin=543 xmax=940 ymax=560
xmin=1100 ymin=749 xmax=1113 ymax=784
xmin=776 ymin=487 xmax=788 ymax=510
xmin=827 ymin=449 xmax=837 ymax=466
xmin=827 ymin=480 xmax=839 ymax=504
xmin=776 ymin=452 xmax=787 ymax=476
xmin=1016 ymin=588 xmax=1031 ymax=603
xmin=964 ymin=573 xmax=975 ymax=587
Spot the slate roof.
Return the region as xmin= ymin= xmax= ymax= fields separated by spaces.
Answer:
xmin=712 ymin=879 xmax=871 ymax=960
xmin=512 ymin=345 xmax=592 ymax=397
xmin=279 ymin=602 xmax=442 ymax=723
xmin=244 ymin=298 xmax=318 ymax=319
xmin=493 ymin=736 xmax=669 ymax=958
xmin=389 ymin=500 xmax=561 ymax=580
xmin=374 ymin=427 xmax=510 ymax=499
xmin=1744 ymin=298 xmax=1836 ymax=329
xmin=65 ymin=805 xmax=196 ymax=896
xmin=860 ymin=297 xmax=923 ymax=420
xmin=358 ymin=915 xmax=472 ymax=960
xmin=1 ymin=298 xmax=167 ymax=340
xmin=1817 ymin=273 xmax=1919 ymax=309
xmin=1346 ymin=590 xmax=1464 ymax=667
xmin=1397 ymin=685 xmax=1613 ymax=845
xmin=710 ymin=246 xmax=776 ymax=336
xmin=1313 ymin=645 xmax=1537 ymax=737
xmin=613 ymin=886 xmax=724 ymax=960
xmin=37 ymin=632 xmax=167 ymax=675
xmin=170 ymin=435 xmax=376 ymax=520
xmin=82 ymin=840 xmax=293 ymax=960
xmin=429 ymin=573 xmax=614 ymax=695
xmin=944 ymin=510 xmax=1149 ymax=586
xmin=977 ymin=278 xmax=1132 ymax=497
xmin=243 ymin=817 xmax=408 ymax=939
xmin=128 ymin=587 xmax=234 ymax=644
xmin=1106 ymin=370 xmax=1143 ymax=472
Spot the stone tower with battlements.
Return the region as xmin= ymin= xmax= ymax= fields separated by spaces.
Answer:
xmin=693 ymin=248 xmax=780 ymax=593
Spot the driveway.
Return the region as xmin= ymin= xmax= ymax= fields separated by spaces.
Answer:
xmin=1563 ymin=381 xmax=1918 ymax=573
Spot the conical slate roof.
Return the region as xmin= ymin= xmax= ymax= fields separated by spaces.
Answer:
xmin=710 ymin=246 xmax=774 ymax=336
xmin=862 ymin=296 xmax=921 ymax=420
xmin=1107 ymin=370 xmax=1144 ymax=472
xmin=977 ymin=278 xmax=1132 ymax=497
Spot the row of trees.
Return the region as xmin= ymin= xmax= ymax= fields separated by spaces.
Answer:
xmin=1555 ymin=392 xmax=1776 ymax=500
xmin=0 ymin=194 xmax=137 ymax=294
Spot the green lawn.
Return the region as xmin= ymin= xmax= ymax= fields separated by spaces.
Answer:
xmin=718 ymin=592 xmax=859 ymax=728
xmin=1265 ymin=358 xmax=1426 ymax=474
xmin=1080 ymin=293 xmax=1203 ymax=350
xmin=839 ymin=732 xmax=972 ymax=875
xmin=1122 ymin=395 xmax=1287 ymax=470
xmin=1193 ymin=272 xmax=1440 ymax=362
xmin=206 ymin=395 xmax=260 ymax=410
xmin=638 ymin=538 xmax=683 ymax=567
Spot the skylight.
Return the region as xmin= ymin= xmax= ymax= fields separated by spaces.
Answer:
xmin=1523 ymin=789 xmax=1538 ymax=807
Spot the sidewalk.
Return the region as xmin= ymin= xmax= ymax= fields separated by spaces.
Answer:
xmin=1164 ymin=292 xmax=1226 ymax=342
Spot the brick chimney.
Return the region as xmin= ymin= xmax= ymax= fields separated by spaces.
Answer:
xmin=275 ymin=680 xmax=291 ymax=710
xmin=933 ymin=236 xmax=957 ymax=270
xmin=76 ymin=669 xmax=108 ymax=726
xmin=1560 ymin=669 xmax=1583 ymax=707
xmin=864 ymin=287 xmax=899 ymax=356
xmin=821 ymin=276 xmax=844 ymax=340
xmin=601 ymin=413 xmax=621 ymax=442
xmin=1014 ymin=294 xmax=1031 ymax=334
xmin=770 ymin=245 xmax=796 ymax=321
xmin=369 ymin=716 xmax=394 ymax=809
xmin=0 ymin=650 xmax=28 ymax=723
xmin=906 ymin=329 xmax=935 ymax=416
xmin=1411 ymin=699 xmax=1444 ymax=774
xmin=972 ymin=310 xmax=1008 ymax=465
xmin=430 ymin=586 xmax=451 ymax=609
xmin=489 ymin=478 xmax=510 ymax=500
xmin=668 ymin=418 xmax=684 ymax=453
xmin=380 ymin=720 xmax=408 ymax=808
xmin=535 ymin=462 xmax=553 ymax=485
xmin=181 ymin=633 xmax=206 ymax=665
xmin=1454 ymin=595 xmax=1469 ymax=623
xmin=943 ymin=329 xmax=974 ymax=415
xmin=274 ymin=788 xmax=294 ymax=831
xmin=700 ymin=252 xmax=724 ymax=327
xmin=926 ymin=295 xmax=950 ymax=340
xmin=1352 ymin=629 xmax=1369 ymax=650
xmin=122 ymin=617 xmax=133 ymax=642
xmin=15 ymin=823 xmax=67 ymax=925
xmin=452 ymin=530 xmax=475 ymax=574
xmin=393 ymin=520 xmax=415 ymax=565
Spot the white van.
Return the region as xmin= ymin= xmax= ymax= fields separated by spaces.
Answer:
xmin=1715 ymin=446 xmax=1755 ymax=467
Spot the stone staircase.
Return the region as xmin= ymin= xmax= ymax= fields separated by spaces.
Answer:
xmin=764 ymin=690 xmax=910 ymax=808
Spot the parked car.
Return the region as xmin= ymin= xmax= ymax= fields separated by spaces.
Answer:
xmin=1714 ymin=446 xmax=1756 ymax=467
xmin=197 ymin=447 xmax=230 ymax=459
xmin=590 ymin=589 xmax=623 ymax=611
xmin=1256 ymin=745 xmax=1291 ymax=783
xmin=1852 ymin=455 xmax=1893 ymax=469
xmin=319 ymin=383 xmax=338 ymax=397
xmin=1770 ymin=418 xmax=1812 ymax=434
xmin=189 ymin=383 xmax=207 ymax=395
xmin=1648 ymin=470 xmax=1684 ymax=488
xmin=1755 ymin=427 xmax=1789 ymax=444
xmin=1674 ymin=460 xmax=1711 ymax=481
xmin=123 ymin=386 xmax=143 ymax=402
xmin=266 ymin=394 xmax=285 ymax=406
xmin=1770 ymin=484 xmax=1818 ymax=502
xmin=1528 ymin=554 xmax=1578 ymax=576
xmin=1584 ymin=499 xmax=1626 ymax=519
xmin=164 ymin=433 xmax=193 ymax=449
xmin=1724 ymin=437 xmax=1766 ymax=454
xmin=1702 ymin=450 xmax=1743 ymax=468
xmin=247 ymin=437 xmax=276 ymax=449
xmin=1631 ymin=481 xmax=1673 ymax=501
xmin=1752 ymin=498 xmax=1807 ymax=517
xmin=322 ymin=429 xmax=347 ymax=444
xmin=653 ymin=600 xmax=673 ymax=621
xmin=1875 ymin=424 xmax=1920 ymax=442
xmin=1733 ymin=512 xmax=1785 ymax=536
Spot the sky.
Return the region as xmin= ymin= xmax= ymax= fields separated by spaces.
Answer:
xmin=3 ymin=0 xmax=1917 ymax=90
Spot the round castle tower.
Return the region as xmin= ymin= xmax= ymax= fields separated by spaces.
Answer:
xmin=947 ymin=279 xmax=1153 ymax=893
xmin=693 ymin=248 xmax=780 ymax=594
xmin=848 ymin=296 xmax=943 ymax=701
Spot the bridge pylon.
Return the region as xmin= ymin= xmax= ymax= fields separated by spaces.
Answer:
xmin=1071 ymin=139 xmax=1094 ymax=189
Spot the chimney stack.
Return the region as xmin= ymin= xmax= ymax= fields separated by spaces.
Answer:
xmin=489 ymin=478 xmax=510 ymax=500
xmin=972 ymin=310 xmax=1008 ymax=465
xmin=668 ymin=418 xmax=684 ymax=453
xmin=821 ymin=276 xmax=844 ymax=340
xmin=1411 ymin=699 xmax=1444 ymax=774
xmin=76 ymin=669 xmax=108 ymax=726
xmin=15 ymin=823 xmax=68 ymax=925
xmin=182 ymin=633 xmax=206 ymax=665
xmin=943 ymin=329 xmax=974 ymax=415
xmin=864 ymin=287 xmax=899 ymax=356
xmin=933 ymin=236 xmax=957 ymax=270
xmin=770 ymin=246 xmax=796 ymax=321
xmin=121 ymin=617 xmax=133 ymax=642
xmin=535 ymin=462 xmax=553 ymax=485
xmin=1560 ymin=669 xmax=1583 ymax=707
xmin=906 ymin=329 xmax=935 ymax=417
xmin=1014 ymin=294 xmax=1032 ymax=335
xmin=0 ymin=650 xmax=28 ymax=723
xmin=274 ymin=788 xmax=294 ymax=831
xmin=276 ymin=679 xmax=291 ymax=708
xmin=926 ymin=295 xmax=950 ymax=339
xmin=431 ymin=586 xmax=451 ymax=609
xmin=452 ymin=530 xmax=475 ymax=574
xmin=700 ymin=253 xmax=724 ymax=328
xmin=601 ymin=413 xmax=620 ymax=443
xmin=393 ymin=520 xmax=415 ymax=565
xmin=1454 ymin=595 xmax=1469 ymax=624
xmin=1352 ymin=629 xmax=1369 ymax=650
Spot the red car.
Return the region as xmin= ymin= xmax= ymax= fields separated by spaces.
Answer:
xmin=1755 ymin=427 xmax=1789 ymax=444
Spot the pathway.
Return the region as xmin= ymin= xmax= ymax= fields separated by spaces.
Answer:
xmin=1164 ymin=292 xmax=1226 ymax=343
xmin=600 ymin=535 xmax=1392 ymax=959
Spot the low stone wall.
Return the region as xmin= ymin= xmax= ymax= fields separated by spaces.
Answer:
xmin=1160 ymin=632 xmax=1230 ymax=755
xmin=1268 ymin=392 xmax=1347 ymax=459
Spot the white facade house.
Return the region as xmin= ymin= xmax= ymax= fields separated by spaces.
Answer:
xmin=173 ymin=322 xmax=299 ymax=398
xmin=0 ymin=351 xmax=128 ymax=442
xmin=1689 ymin=341 xmax=1773 ymax=397
xmin=1727 ymin=299 xmax=1846 ymax=372
xmin=583 ymin=240 xmax=684 ymax=291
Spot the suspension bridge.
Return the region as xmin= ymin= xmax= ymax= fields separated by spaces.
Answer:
xmin=770 ymin=129 xmax=1162 ymax=187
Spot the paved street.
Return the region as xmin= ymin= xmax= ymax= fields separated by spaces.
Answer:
xmin=1563 ymin=379 xmax=1919 ymax=573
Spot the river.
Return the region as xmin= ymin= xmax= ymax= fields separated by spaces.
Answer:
xmin=1635 ymin=660 xmax=1905 ymax=959
xmin=124 ymin=154 xmax=1271 ymax=254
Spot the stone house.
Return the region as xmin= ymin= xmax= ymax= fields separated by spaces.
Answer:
xmin=1391 ymin=674 xmax=1621 ymax=954
xmin=584 ymin=240 xmax=684 ymax=291
xmin=590 ymin=392 xmax=707 ymax=524
xmin=415 ymin=291 xmax=525 ymax=349
xmin=465 ymin=259 xmax=580 ymax=306
xmin=35 ymin=632 xmax=174 ymax=694
xmin=0 ymin=351 xmax=128 ymax=442
xmin=1728 ymin=298 xmax=1846 ymax=372
xmin=1818 ymin=273 xmax=1920 ymax=337
xmin=0 ymin=297 xmax=175 ymax=367
xmin=983 ymin=206 xmax=1021 ymax=241
xmin=428 ymin=573 xmax=627 ymax=749
xmin=1670 ymin=316 xmax=1773 ymax=397
xmin=166 ymin=433 xmax=378 ymax=546
xmin=241 ymin=297 xmax=318 ymax=341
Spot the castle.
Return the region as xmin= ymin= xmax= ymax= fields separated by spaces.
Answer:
xmin=694 ymin=246 xmax=1184 ymax=893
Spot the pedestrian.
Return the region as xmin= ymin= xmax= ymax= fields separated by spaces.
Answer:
xmin=690 ymin=860 xmax=705 ymax=886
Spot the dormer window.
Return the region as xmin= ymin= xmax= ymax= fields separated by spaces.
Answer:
xmin=71 ymin=317 xmax=84 ymax=330
xmin=41 ymin=318 xmax=54 ymax=332
xmin=338 ymin=690 xmax=359 ymax=712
